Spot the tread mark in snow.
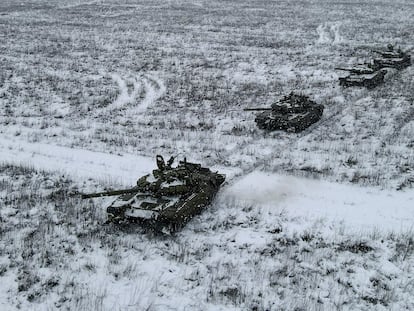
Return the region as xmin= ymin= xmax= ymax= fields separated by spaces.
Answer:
xmin=104 ymin=73 xmax=165 ymax=114
xmin=138 ymin=74 xmax=166 ymax=113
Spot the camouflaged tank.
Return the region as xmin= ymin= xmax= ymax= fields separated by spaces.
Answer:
xmin=82 ymin=155 xmax=225 ymax=232
xmin=244 ymin=93 xmax=324 ymax=133
xmin=336 ymin=65 xmax=386 ymax=89
xmin=372 ymin=45 xmax=411 ymax=70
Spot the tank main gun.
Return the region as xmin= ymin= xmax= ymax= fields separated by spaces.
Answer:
xmin=81 ymin=187 xmax=141 ymax=199
xmin=243 ymin=107 xmax=273 ymax=111
xmin=334 ymin=66 xmax=375 ymax=75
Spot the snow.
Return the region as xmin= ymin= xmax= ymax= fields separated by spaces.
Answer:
xmin=139 ymin=74 xmax=166 ymax=113
xmin=1 ymin=1 xmax=414 ymax=309
xmin=0 ymin=136 xmax=153 ymax=186
xmin=316 ymin=22 xmax=344 ymax=45
xmin=161 ymin=179 xmax=185 ymax=187
xmin=103 ymin=73 xmax=165 ymax=114
xmin=1 ymin=137 xmax=412 ymax=232
xmin=107 ymin=73 xmax=141 ymax=111
xmin=125 ymin=208 xmax=157 ymax=219
xmin=225 ymin=171 xmax=414 ymax=233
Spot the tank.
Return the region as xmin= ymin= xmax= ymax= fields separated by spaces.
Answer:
xmin=82 ymin=155 xmax=225 ymax=232
xmin=336 ymin=65 xmax=386 ymax=89
xmin=372 ymin=45 xmax=411 ymax=70
xmin=244 ymin=93 xmax=324 ymax=133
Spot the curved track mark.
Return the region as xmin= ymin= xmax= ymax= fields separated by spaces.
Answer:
xmin=135 ymin=74 xmax=166 ymax=113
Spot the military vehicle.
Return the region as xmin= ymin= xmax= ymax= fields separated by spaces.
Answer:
xmin=81 ymin=155 xmax=225 ymax=232
xmin=244 ymin=93 xmax=324 ymax=133
xmin=372 ymin=45 xmax=411 ymax=70
xmin=336 ymin=65 xmax=386 ymax=89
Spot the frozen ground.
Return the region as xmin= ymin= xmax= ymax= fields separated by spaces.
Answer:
xmin=1 ymin=159 xmax=414 ymax=311
xmin=1 ymin=137 xmax=414 ymax=311
xmin=1 ymin=0 xmax=413 ymax=188
xmin=1 ymin=137 xmax=413 ymax=233
xmin=1 ymin=0 xmax=414 ymax=310
xmin=227 ymin=172 xmax=414 ymax=233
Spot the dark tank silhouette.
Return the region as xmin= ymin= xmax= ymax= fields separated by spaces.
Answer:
xmin=372 ymin=45 xmax=411 ymax=70
xmin=244 ymin=93 xmax=324 ymax=133
xmin=81 ymin=155 xmax=225 ymax=232
xmin=336 ymin=65 xmax=386 ymax=89
xmin=336 ymin=45 xmax=411 ymax=88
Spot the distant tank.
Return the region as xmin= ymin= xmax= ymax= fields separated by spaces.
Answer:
xmin=81 ymin=155 xmax=225 ymax=232
xmin=336 ymin=65 xmax=386 ymax=89
xmin=372 ymin=45 xmax=411 ymax=70
xmin=244 ymin=93 xmax=324 ymax=133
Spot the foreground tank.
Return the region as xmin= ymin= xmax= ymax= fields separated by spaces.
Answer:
xmin=244 ymin=93 xmax=324 ymax=133
xmin=82 ymin=155 xmax=225 ymax=232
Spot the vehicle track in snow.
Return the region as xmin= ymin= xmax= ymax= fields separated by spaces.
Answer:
xmin=102 ymin=73 xmax=165 ymax=115
xmin=1 ymin=136 xmax=413 ymax=232
xmin=0 ymin=136 xmax=154 ymax=186
xmin=137 ymin=74 xmax=166 ymax=113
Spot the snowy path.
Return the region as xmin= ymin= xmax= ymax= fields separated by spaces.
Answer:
xmin=0 ymin=137 xmax=154 ymax=186
xmin=1 ymin=136 xmax=413 ymax=232
xmin=225 ymin=172 xmax=414 ymax=233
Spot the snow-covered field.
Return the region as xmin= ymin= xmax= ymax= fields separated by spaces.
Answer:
xmin=1 ymin=0 xmax=413 ymax=310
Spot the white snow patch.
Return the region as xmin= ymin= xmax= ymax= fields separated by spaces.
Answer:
xmin=1 ymin=136 xmax=413 ymax=233
xmin=222 ymin=62 xmax=268 ymax=84
xmin=0 ymin=137 xmax=154 ymax=186
xmin=104 ymin=73 xmax=165 ymax=114
xmin=317 ymin=22 xmax=344 ymax=45
xmin=276 ymin=65 xmax=297 ymax=82
xmin=138 ymin=74 xmax=166 ymax=113
xmin=125 ymin=208 xmax=157 ymax=219
xmin=224 ymin=171 xmax=414 ymax=233
xmin=106 ymin=73 xmax=142 ymax=111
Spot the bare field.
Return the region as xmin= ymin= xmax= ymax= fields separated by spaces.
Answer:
xmin=1 ymin=0 xmax=414 ymax=310
xmin=1 ymin=164 xmax=414 ymax=311
xmin=1 ymin=0 xmax=413 ymax=188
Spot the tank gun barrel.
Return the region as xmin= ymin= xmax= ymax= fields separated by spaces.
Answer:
xmin=81 ymin=187 xmax=140 ymax=199
xmin=243 ymin=107 xmax=273 ymax=111
xmin=372 ymin=49 xmax=397 ymax=55
xmin=335 ymin=67 xmax=352 ymax=71
xmin=334 ymin=67 xmax=374 ymax=74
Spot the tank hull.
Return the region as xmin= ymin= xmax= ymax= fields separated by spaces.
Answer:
xmin=105 ymin=160 xmax=225 ymax=232
xmin=339 ymin=70 xmax=386 ymax=89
